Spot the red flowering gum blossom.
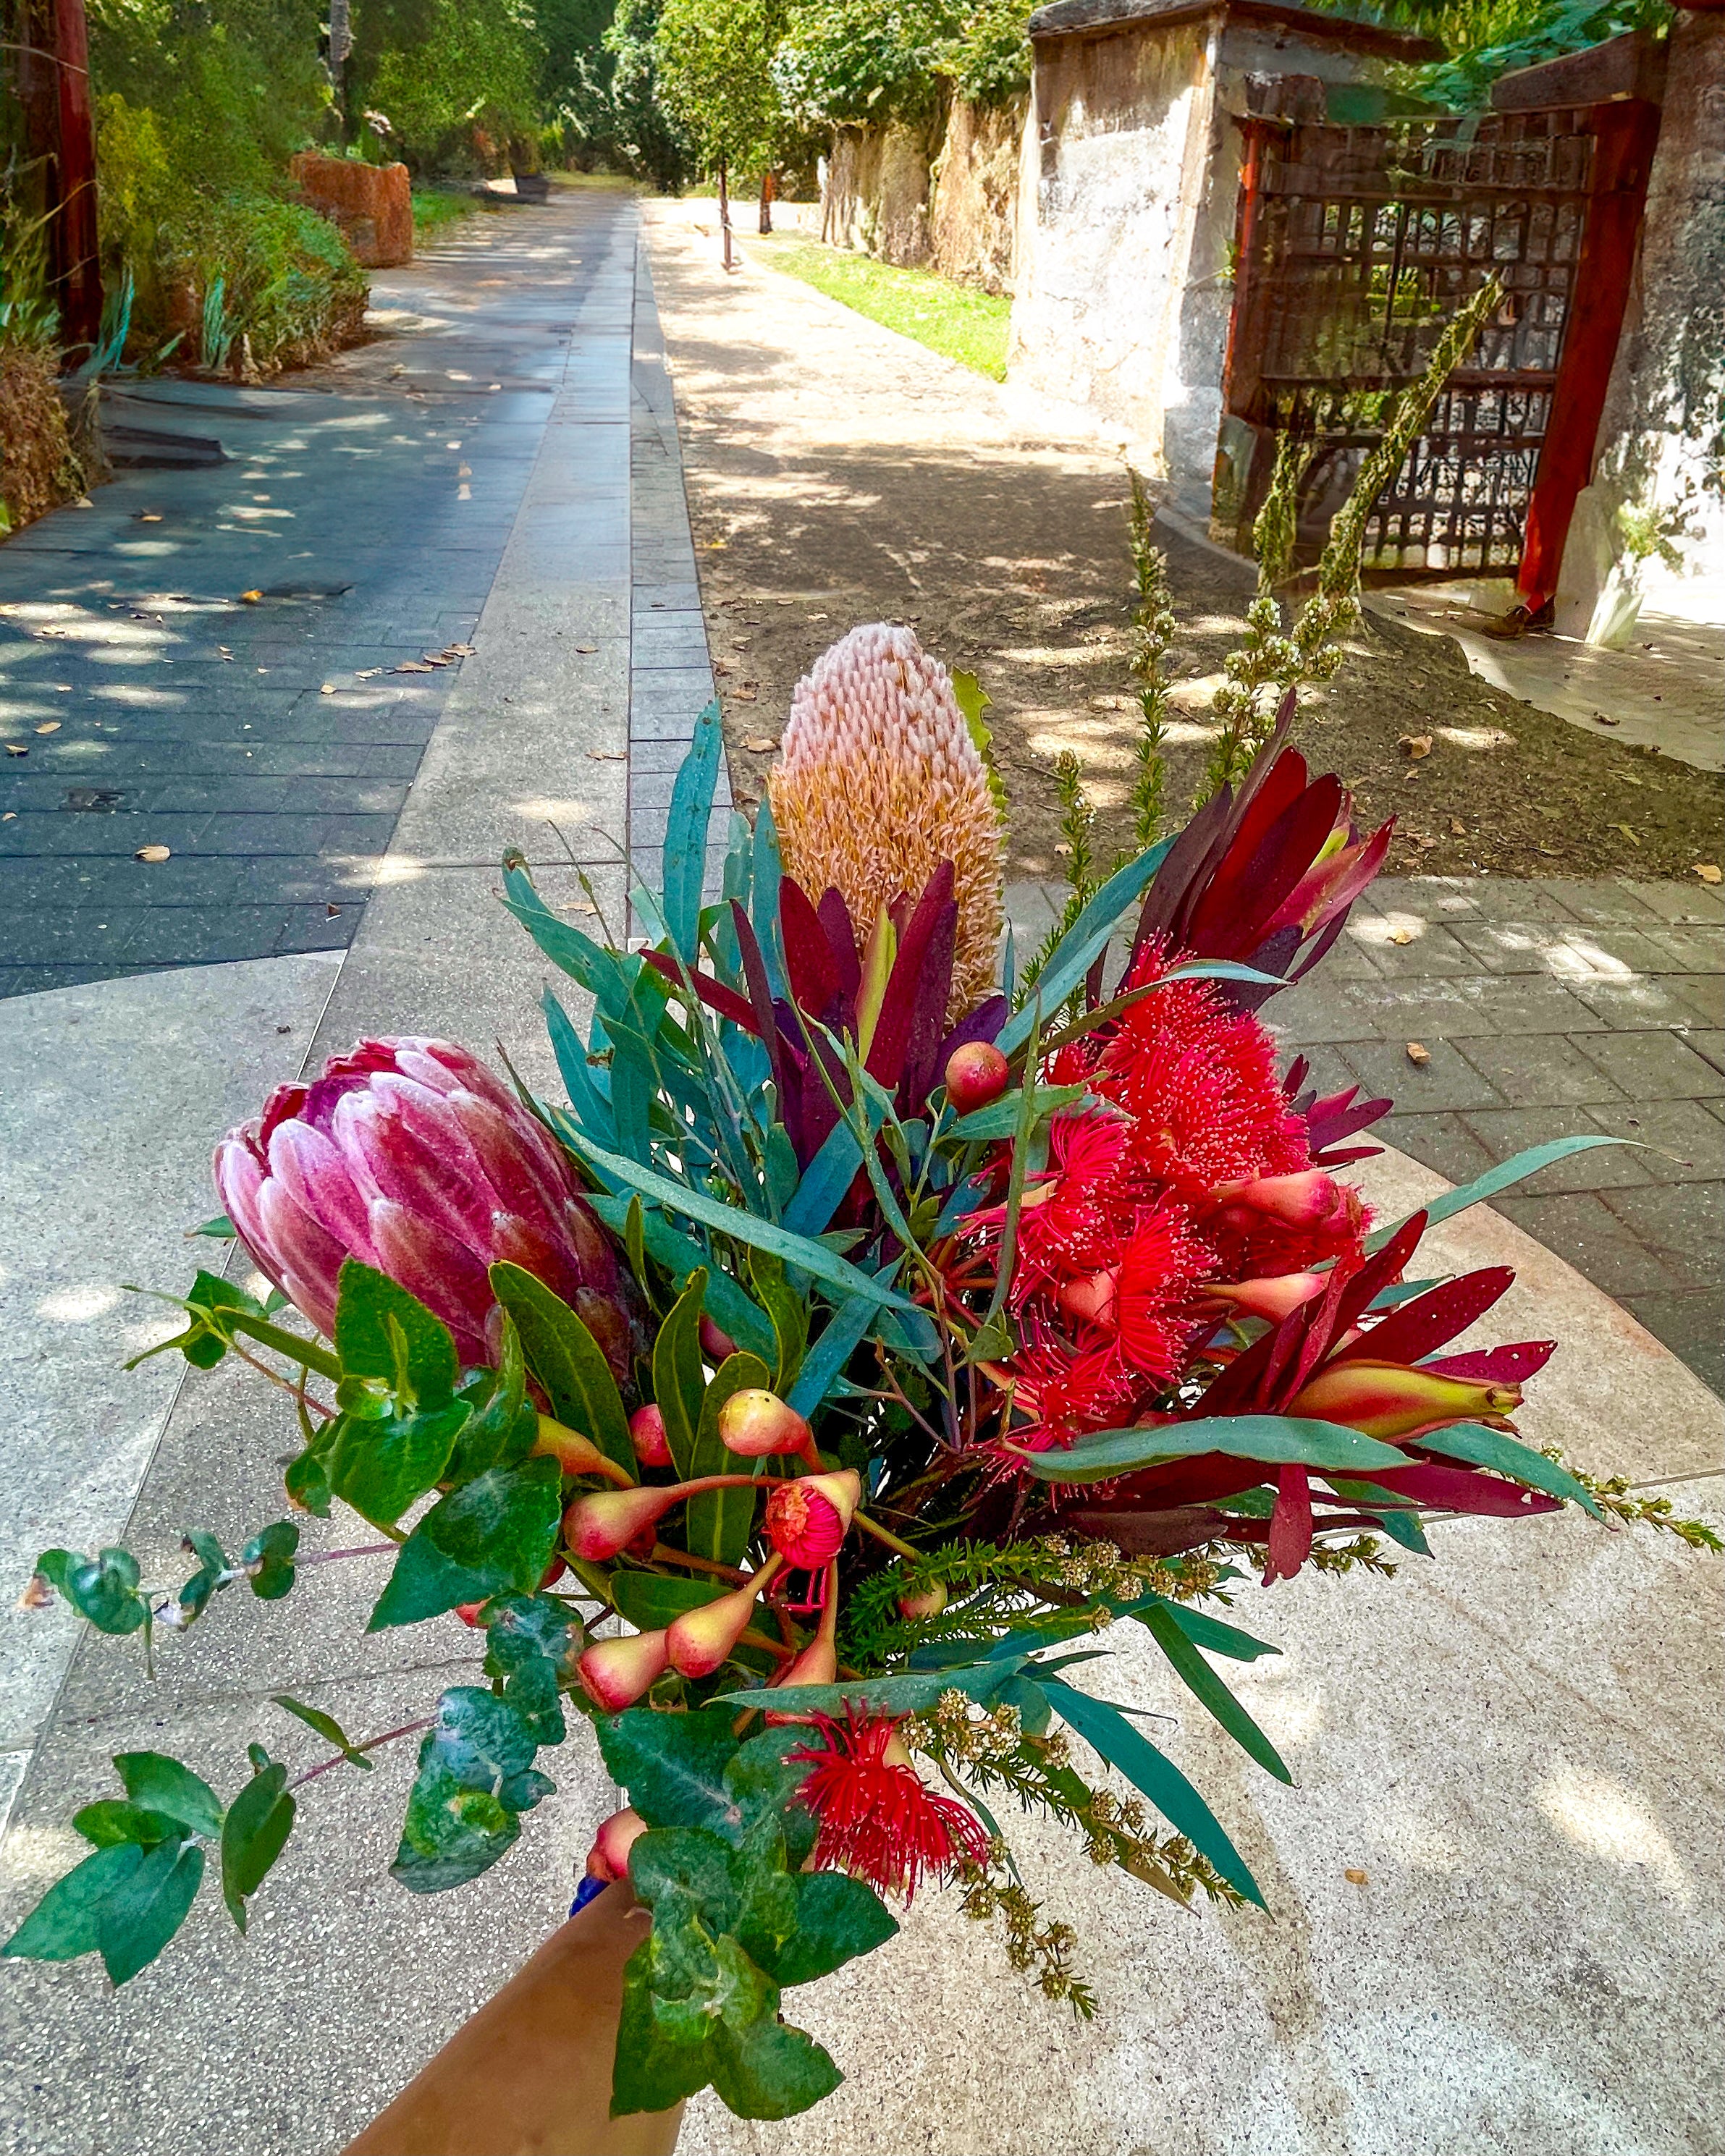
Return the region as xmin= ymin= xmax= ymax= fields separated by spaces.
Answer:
xmin=764 ymin=1469 xmax=861 ymax=1568
xmin=718 ymin=1387 xmax=820 ymax=1465
xmin=1289 ymin=1358 xmax=1522 ymax=1440
xmin=790 ymin=1707 xmax=990 ymax=1904
xmin=584 ymin=1806 xmax=647 ymax=1882
xmin=628 ymin=1403 xmax=672 ymax=1470
xmin=576 ymin=1628 xmax=669 ymax=1710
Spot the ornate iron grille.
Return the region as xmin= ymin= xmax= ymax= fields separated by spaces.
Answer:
xmin=1220 ymin=109 xmax=1596 ymax=576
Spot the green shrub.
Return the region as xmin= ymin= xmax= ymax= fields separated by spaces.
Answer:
xmin=168 ymin=195 xmax=367 ymax=369
xmin=363 ymin=0 xmax=542 ymax=172
xmin=773 ymin=0 xmax=967 ymax=128
xmin=941 ymin=0 xmax=1032 ymax=105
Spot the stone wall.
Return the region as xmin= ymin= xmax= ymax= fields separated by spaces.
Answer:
xmin=929 ymin=98 xmax=1026 ymax=293
xmin=1556 ymin=8 xmax=1725 ymax=636
xmin=822 ymin=124 xmax=937 ymax=266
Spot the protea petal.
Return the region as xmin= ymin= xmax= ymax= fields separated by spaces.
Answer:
xmin=265 ymin=1117 xmax=380 ymax=1262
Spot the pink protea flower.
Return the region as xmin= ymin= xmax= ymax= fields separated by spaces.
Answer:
xmin=768 ymin=625 xmax=1003 ymax=1015
xmin=790 ymin=1707 xmax=989 ymax=1904
xmin=213 ymin=1036 xmax=643 ymax=1374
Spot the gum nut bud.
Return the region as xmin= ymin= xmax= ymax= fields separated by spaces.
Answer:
xmin=945 ymin=1040 xmax=1010 ymax=1115
xmin=699 ymin=1315 xmax=738 ymax=1364
xmin=764 ymin=1468 xmax=861 ymax=1568
xmin=576 ymin=1628 xmax=670 ymax=1711
xmin=585 ymin=1806 xmax=647 ymax=1882
xmin=718 ymin=1387 xmax=816 ymax=1461
xmin=540 ymin=1554 xmax=568 ymax=1590
xmin=897 ymin=1578 xmax=948 ymax=1622
xmin=564 ymin=1484 xmax=680 ymax=1563
xmin=455 ymin=1601 xmax=489 ymax=1628
xmin=1209 ymin=1272 xmax=1328 ymax=1324
xmin=1212 ymin=1170 xmax=1344 ymax=1230
xmin=665 ymin=1573 xmax=769 ymax=1679
xmin=628 ymin=1403 xmax=672 ymax=1469
xmin=1289 ymin=1358 xmax=1523 ymax=1441
xmin=534 ymin=1416 xmax=615 ymax=1479
xmin=764 ymin=1631 xmax=838 ymax=1722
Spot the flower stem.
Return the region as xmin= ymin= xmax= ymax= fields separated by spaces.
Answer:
xmin=853 ymin=1509 xmax=921 ymax=1560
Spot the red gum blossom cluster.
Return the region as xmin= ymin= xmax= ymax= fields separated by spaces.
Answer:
xmin=994 ymin=947 xmax=1371 ymax=1448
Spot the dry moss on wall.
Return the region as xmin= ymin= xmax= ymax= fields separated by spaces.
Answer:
xmin=0 ymin=347 xmax=83 ymax=534
xmin=929 ymin=94 xmax=1021 ymax=292
xmin=823 ymin=98 xmax=1022 ymax=288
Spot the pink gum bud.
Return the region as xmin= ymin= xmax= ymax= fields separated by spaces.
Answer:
xmin=717 ymin=1387 xmax=819 ymax=1465
xmin=1289 ymin=1358 xmax=1523 ymax=1440
xmin=563 ymin=1484 xmax=681 ymax=1562
xmin=1211 ymin=1170 xmax=1346 ymax=1230
xmin=765 ymin=1564 xmax=839 ymax=1722
xmin=576 ymin=1628 xmax=670 ymax=1711
xmin=628 ymin=1403 xmax=672 ymax=1470
xmin=535 ymin=1415 xmax=634 ymax=1486
xmin=897 ymin=1578 xmax=948 ymax=1622
xmin=585 ymin=1806 xmax=647 ymax=1882
xmin=699 ymin=1315 xmax=738 ymax=1363
xmin=665 ymin=1556 xmax=783 ymax=1679
xmin=1207 ymin=1272 xmax=1328 ymax=1324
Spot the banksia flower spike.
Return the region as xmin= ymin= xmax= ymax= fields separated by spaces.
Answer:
xmin=769 ymin=625 xmax=1003 ymax=1016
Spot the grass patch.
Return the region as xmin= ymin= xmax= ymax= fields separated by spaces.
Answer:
xmin=412 ymin=188 xmax=484 ymax=242
xmin=759 ymin=239 xmax=1010 ymax=381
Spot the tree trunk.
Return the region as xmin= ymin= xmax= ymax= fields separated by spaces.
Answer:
xmin=759 ymin=169 xmax=776 ymax=235
xmin=717 ymin=158 xmax=733 ymax=272
xmin=328 ymin=0 xmax=350 ymax=114
xmin=40 ymin=0 xmax=102 ymax=351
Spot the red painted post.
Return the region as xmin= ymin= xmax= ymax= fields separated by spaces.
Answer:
xmin=1515 ymin=98 xmax=1661 ymax=611
xmin=50 ymin=0 xmax=103 ymax=351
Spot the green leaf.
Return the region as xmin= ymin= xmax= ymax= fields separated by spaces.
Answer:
xmin=997 ymin=834 xmax=1176 ymax=1056
xmin=784 ymin=1295 xmax=873 ymax=1419
xmin=3 ymin=1843 xmax=146 ymax=1965
xmin=391 ymin=1688 xmax=554 ymax=1895
xmin=652 ymin=1273 xmax=709 ymax=1481
xmin=220 ymin=1759 xmax=295 ymax=1931
xmin=555 ymin=1132 xmax=918 ymax=1314
xmin=241 ymin=1521 xmax=300 ymax=1601
xmin=72 ymin=1801 xmax=186 ymax=1848
xmin=328 ymin=1399 xmax=471 ymax=1529
xmin=708 ymin=1971 xmax=843 ymax=2119
xmin=1039 ymin=1677 xmax=1264 ymax=1907
xmin=589 ymin=1197 xmax=777 ymax=1366
xmin=115 ymin=1753 xmax=224 ymax=1839
xmin=613 ymin=1940 xmax=722 ymax=2116
xmin=481 ymin=1593 xmax=579 ymax=1746
xmin=609 ymin=1571 xmax=728 ymax=1632
xmin=663 ymin=699 xmax=724 ymax=962
xmin=748 ymin=1253 xmax=807 ymax=1394
xmin=710 ymin=1662 xmax=1027 ymax=1720
xmin=1008 ymin=1413 xmax=1409 ymax=1482
xmin=36 ymin=1547 xmax=148 ymax=1636
xmin=489 ymin=1262 xmax=633 ymax=1478
xmin=271 ymin=1696 xmax=373 ymax=1770
xmin=1134 ymin=1602 xmax=1291 ymax=1785
xmin=1126 ymin=1596 xmax=1279 ymax=1664
xmin=1366 ymin=1136 xmax=1640 ymax=1252
xmin=443 ymin=1320 xmax=539 ymax=1486
xmin=96 ymin=1836 xmax=206 ymax=1984
xmin=1326 ymin=1482 xmax=1433 ymax=1553
xmin=176 ymin=1531 xmax=229 ymax=1623
xmin=1412 ymin=1421 xmax=1602 ymax=1516
xmin=947 ymin=1082 xmax=1089 ymax=1143
xmin=332 ymin=1259 xmax=458 ymax=1408
xmin=596 ymin=1706 xmax=741 ymax=1830
xmin=190 ymin=1214 xmax=237 ymax=1238
xmin=367 ymin=1458 xmax=563 ymax=1631
xmin=284 ymin=1433 xmax=334 ymax=1518
xmin=775 ymin=1870 xmax=898 ymax=1986
xmin=685 ymin=1351 xmax=771 ymax=1565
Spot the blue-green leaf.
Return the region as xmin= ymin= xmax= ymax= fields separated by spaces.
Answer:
xmin=785 ymin=1296 xmax=873 ymax=1418
xmin=780 ymin=1123 xmax=864 ymax=1237
xmin=1412 ymin=1421 xmax=1602 ymax=1516
xmin=998 ymin=836 xmax=1176 ymax=1054
xmin=1038 ymin=1676 xmax=1264 ymax=1906
xmin=1135 ymin=1602 xmax=1291 ymax=1784
xmin=1366 ymin=1136 xmax=1639 ymax=1251
xmin=663 ymin=700 xmax=724 ymax=960
xmin=1008 ymin=1413 xmax=1407 ymax=1481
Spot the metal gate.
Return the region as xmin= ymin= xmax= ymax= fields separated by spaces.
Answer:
xmin=1214 ymin=103 xmax=1651 ymax=593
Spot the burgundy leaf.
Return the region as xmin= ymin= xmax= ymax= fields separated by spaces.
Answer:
xmin=897 ymin=897 xmax=958 ymax=1113
xmin=1056 ymin=1504 xmax=1237 ymax=1557
xmin=817 ymin=885 xmax=863 ymax=1005
xmin=1346 ymin=1461 xmax=1560 ymax=1517
xmin=866 ymin=862 xmax=956 ymax=1091
xmin=780 ymin=875 xmax=843 ymax=1026
xmin=939 ymin=994 xmax=1008 ymax=1063
xmin=641 ymin=949 xmax=761 ymax=1034
xmin=730 ymin=899 xmax=792 ymax=1112
xmin=1331 ymin=1211 xmax=1429 ymax=1340
xmin=1334 ymin=1267 xmax=1515 ymax=1367
xmin=1190 ymin=776 xmax=1346 ymax=957
xmin=1263 ymin=1462 xmax=1314 ymax=1583
xmin=1422 ymin=1340 xmax=1557 ymax=1385
xmin=1087 ymin=1453 xmax=1273 ymax=1510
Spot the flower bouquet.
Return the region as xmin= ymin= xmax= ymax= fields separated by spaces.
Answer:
xmin=7 ymin=621 xmax=1713 ymax=2128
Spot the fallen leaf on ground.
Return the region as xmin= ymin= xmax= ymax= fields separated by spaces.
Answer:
xmin=392 ymin=661 xmax=434 ymax=673
xmin=1399 ymin=733 xmax=1433 ymax=759
xmin=1595 ymin=712 xmax=1621 ymax=726
xmin=742 ymin=735 xmax=779 ymax=753
xmin=1406 ymin=1041 xmax=1431 ymax=1066
xmin=354 ymin=667 xmax=382 ymax=678
xmin=713 ymin=661 xmax=733 ymax=676
xmin=139 ymin=512 xmax=162 ymax=523
xmin=240 ymin=590 xmax=262 ymax=603
xmin=1089 ymin=695 xmax=1125 ymax=711
xmin=1390 ymin=928 xmax=1413 ymax=945
xmin=574 ymin=644 xmax=598 ymax=655
xmin=587 ymin=750 xmax=625 ymax=760
xmin=1345 ymin=1869 xmax=1369 ymax=1886
xmin=420 ymin=655 xmax=450 ymax=667
xmin=1696 ymin=864 xmax=1723 ymax=884
xmin=445 ymin=643 xmax=475 ymax=656
xmin=1 ymin=811 xmax=14 ymax=821
xmin=732 ymin=685 xmax=758 ymax=702
xmin=320 ymin=684 xmax=337 ymax=695
xmin=326 ymin=904 xmax=341 ymax=917
xmin=1611 ymin=822 xmax=1641 ymax=845
xmin=4 ymin=743 xmax=28 ymax=757
xmin=35 ymin=721 xmax=61 ymax=735
xmin=135 ymin=844 xmax=171 ymax=863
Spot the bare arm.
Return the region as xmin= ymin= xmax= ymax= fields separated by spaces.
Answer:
xmin=344 ymin=1884 xmax=682 ymax=2156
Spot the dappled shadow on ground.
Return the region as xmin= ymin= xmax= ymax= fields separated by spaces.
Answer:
xmin=646 ymin=215 xmax=1722 ymax=884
